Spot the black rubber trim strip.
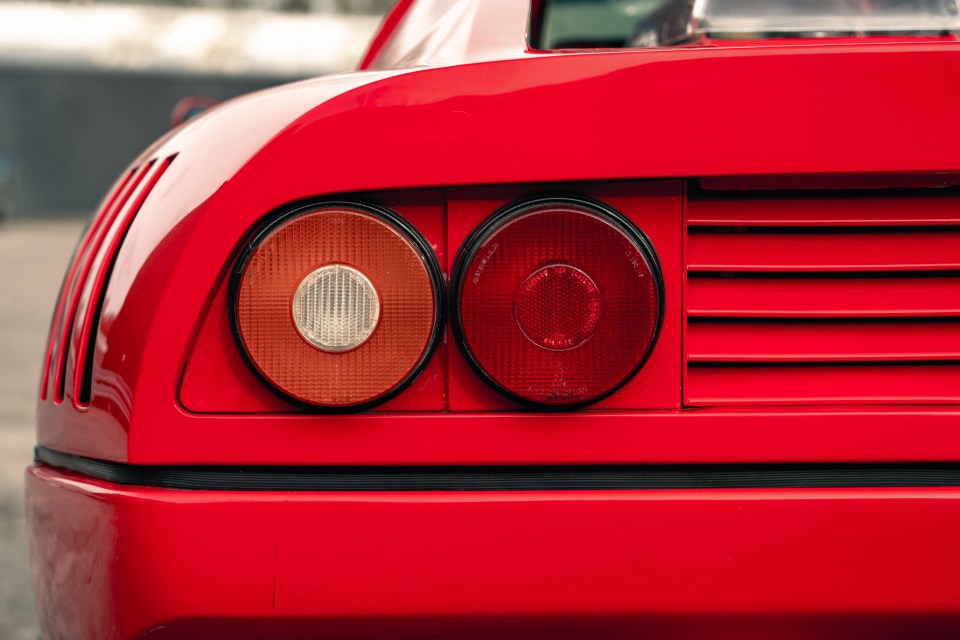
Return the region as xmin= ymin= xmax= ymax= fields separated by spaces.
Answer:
xmin=35 ymin=446 xmax=960 ymax=492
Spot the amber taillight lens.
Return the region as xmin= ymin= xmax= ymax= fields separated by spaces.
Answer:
xmin=452 ymin=197 xmax=662 ymax=407
xmin=234 ymin=202 xmax=443 ymax=409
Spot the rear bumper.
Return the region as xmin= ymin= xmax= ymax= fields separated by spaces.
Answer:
xmin=26 ymin=463 xmax=960 ymax=640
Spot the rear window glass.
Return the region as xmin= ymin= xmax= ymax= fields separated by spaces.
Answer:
xmin=536 ymin=0 xmax=960 ymax=49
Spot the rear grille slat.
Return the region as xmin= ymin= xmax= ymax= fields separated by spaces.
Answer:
xmin=687 ymin=192 xmax=960 ymax=227
xmin=687 ymin=320 xmax=960 ymax=363
xmin=685 ymin=191 xmax=960 ymax=406
xmin=687 ymin=275 xmax=960 ymax=318
xmin=687 ymin=363 xmax=960 ymax=406
xmin=687 ymin=228 xmax=960 ymax=272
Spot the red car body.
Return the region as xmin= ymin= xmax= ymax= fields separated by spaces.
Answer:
xmin=26 ymin=0 xmax=960 ymax=637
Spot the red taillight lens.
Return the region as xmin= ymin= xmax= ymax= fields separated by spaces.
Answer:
xmin=452 ymin=197 xmax=662 ymax=407
xmin=234 ymin=202 xmax=442 ymax=409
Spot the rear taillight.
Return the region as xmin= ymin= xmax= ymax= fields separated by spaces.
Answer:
xmin=451 ymin=197 xmax=662 ymax=407
xmin=234 ymin=202 xmax=443 ymax=409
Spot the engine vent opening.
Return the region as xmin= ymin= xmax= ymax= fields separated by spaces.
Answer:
xmin=685 ymin=189 xmax=960 ymax=406
xmin=40 ymin=154 xmax=175 ymax=406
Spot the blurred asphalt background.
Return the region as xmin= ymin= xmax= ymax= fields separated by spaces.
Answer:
xmin=0 ymin=0 xmax=388 ymax=635
xmin=1 ymin=218 xmax=83 ymax=639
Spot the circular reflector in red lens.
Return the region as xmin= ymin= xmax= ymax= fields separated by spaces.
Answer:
xmin=452 ymin=197 xmax=662 ymax=407
xmin=234 ymin=202 xmax=443 ymax=409
xmin=515 ymin=264 xmax=602 ymax=351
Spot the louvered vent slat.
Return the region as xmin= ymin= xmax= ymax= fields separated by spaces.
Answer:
xmin=73 ymin=155 xmax=175 ymax=406
xmin=687 ymin=320 xmax=960 ymax=363
xmin=44 ymin=163 xmax=149 ymax=403
xmin=40 ymin=154 xmax=174 ymax=406
xmin=687 ymin=276 xmax=960 ymax=318
xmin=39 ymin=167 xmax=137 ymax=401
xmin=687 ymin=193 xmax=960 ymax=227
xmin=687 ymin=364 xmax=960 ymax=405
xmin=685 ymin=191 xmax=960 ymax=406
xmin=688 ymin=229 xmax=960 ymax=272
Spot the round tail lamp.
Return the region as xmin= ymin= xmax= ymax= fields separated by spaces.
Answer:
xmin=234 ymin=202 xmax=443 ymax=409
xmin=451 ymin=197 xmax=662 ymax=407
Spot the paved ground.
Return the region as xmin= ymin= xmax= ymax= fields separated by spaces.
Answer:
xmin=0 ymin=217 xmax=85 ymax=640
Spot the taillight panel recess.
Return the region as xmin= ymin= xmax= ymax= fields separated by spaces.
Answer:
xmin=451 ymin=196 xmax=664 ymax=407
xmin=233 ymin=202 xmax=444 ymax=410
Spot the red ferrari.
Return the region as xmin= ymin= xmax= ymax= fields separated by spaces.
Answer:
xmin=27 ymin=0 xmax=960 ymax=638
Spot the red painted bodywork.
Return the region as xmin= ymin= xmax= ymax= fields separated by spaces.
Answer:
xmin=35 ymin=42 xmax=960 ymax=462
xmin=26 ymin=0 xmax=960 ymax=636
xmin=27 ymin=465 xmax=960 ymax=639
